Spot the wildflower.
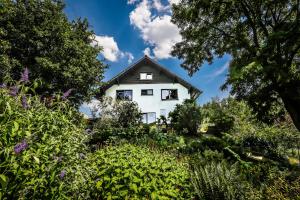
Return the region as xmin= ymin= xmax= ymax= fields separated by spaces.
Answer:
xmin=20 ymin=67 xmax=30 ymax=83
xmin=0 ymin=83 xmax=6 ymax=89
xmin=62 ymin=89 xmax=73 ymax=100
xmin=9 ymin=86 xmax=19 ymax=97
xmin=59 ymin=170 xmax=66 ymax=179
xmin=14 ymin=140 xmax=28 ymax=154
xmin=22 ymin=95 xmax=29 ymax=109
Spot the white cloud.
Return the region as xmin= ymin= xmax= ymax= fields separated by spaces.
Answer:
xmin=92 ymin=35 xmax=120 ymax=62
xmin=121 ymin=52 xmax=135 ymax=63
xmin=205 ymin=61 xmax=229 ymax=82
xmin=129 ymin=0 xmax=182 ymax=59
xmin=127 ymin=0 xmax=140 ymax=4
xmin=211 ymin=61 xmax=229 ymax=77
xmin=92 ymin=35 xmax=134 ymax=63
xmin=153 ymin=0 xmax=169 ymax=11
xmin=143 ymin=47 xmax=152 ymax=57
xmin=168 ymin=0 xmax=180 ymax=5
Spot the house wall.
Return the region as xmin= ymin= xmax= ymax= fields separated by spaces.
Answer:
xmin=105 ymin=83 xmax=191 ymax=121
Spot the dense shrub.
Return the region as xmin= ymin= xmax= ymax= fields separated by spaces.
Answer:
xmin=91 ymin=97 xmax=143 ymax=144
xmin=91 ymin=144 xmax=193 ymax=199
xmin=201 ymin=98 xmax=235 ymax=135
xmin=0 ymin=81 xmax=93 ymax=199
xmin=169 ymin=99 xmax=201 ymax=135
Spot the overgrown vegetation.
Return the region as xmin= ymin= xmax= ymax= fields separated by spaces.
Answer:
xmin=0 ymin=78 xmax=94 ymax=199
xmin=1 ymin=0 xmax=300 ymax=199
xmin=91 ymin=144 xmax=193 ymax=199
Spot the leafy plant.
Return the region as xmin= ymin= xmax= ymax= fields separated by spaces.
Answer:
xmin=91 ymin=97 xmax=143 ymax=144
xmin=91 ymin=144 xmax=193 ymax=199
xmin=169 ymin=99 xmax=202 ymax=135
xmin=0 ymin=78 xmax=93 ymax=199
xmin=201 ymin=98 xmax=235 ymax=135
xmin=190 ymin=160 xmax=252 ymax=200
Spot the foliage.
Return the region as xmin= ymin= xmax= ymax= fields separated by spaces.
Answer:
xmin=0 ymin=0 xmax=105 ymax=106
xmin=202 ymin=98 xmax=235 ymax=134
xmin=0 ymin=80 xmax=94 ymax=199
xmin=169 ymin=99 xmax=202 ymax=135
xmin=91 ymin=144 xmax=193 ymax=199
xmin=171 ymin=0 xmax=300 ymax=131
xmin=190 ymin=160 xmax=252 ymax=200
xmin=91 ymin=97 xmax=143 ymax=145
xmin=264 ymin=176 xmax=300 ymax=200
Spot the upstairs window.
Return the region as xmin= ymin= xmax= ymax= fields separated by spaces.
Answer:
xmin=140 ymin=72 xmax=153 ymax=80
xmin=116 ymin=90 xmax=132 ymax=101
xmin=141 ymin=89 xmax=153 ymax=96
xmin=161 ymin=89 xmax=178 ymax=100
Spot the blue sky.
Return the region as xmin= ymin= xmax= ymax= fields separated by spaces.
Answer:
xmin=64 ymin=0 xmax=231 ymax=115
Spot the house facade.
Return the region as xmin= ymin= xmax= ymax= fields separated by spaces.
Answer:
xmin=102 ymin=56 xmax=201 ymax=123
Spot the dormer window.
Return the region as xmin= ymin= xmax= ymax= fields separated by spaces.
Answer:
xmin=140 ymin=72 xmax=153 ymax=80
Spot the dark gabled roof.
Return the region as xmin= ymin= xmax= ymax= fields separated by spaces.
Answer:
xmin=101 ymin=55 xmax=202 ymax=99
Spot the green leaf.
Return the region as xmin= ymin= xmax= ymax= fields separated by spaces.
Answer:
xmin=96 ymin=180 xmax=103 ymax=189
xmin=129 ymin=183 xmax=138 ymax=193
xmin=33 ymin=156 xmax=40 ymax=164
xmin=0 ymin=174 xmax=8 ymax=189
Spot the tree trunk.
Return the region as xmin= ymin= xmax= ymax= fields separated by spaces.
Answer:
xmin=279 ymin=90 xmax=300 ymax=131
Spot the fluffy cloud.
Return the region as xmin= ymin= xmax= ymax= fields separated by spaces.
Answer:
xmin=92 ymin=35 xmax=120 ymax=62
xmin=129 ymin=0 xmax=182 ymax=59
xmin=121 ymin=52 xmax=135 ymax=64
xmin=143 ymin=47 xmax=152 ymax=57
xmin=92 ymin=35 xmax=134 ymax=63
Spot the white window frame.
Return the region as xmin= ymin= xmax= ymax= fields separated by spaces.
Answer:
xmin=142 ymin=112 xmax=156 ymax=124
xmin=140 ymin=72 xmax=153 ymax=80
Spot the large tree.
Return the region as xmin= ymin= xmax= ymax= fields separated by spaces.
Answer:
xmin=171 ymin=0 xmax=300 ymax=130
xmin=0 ymin=0 xmax=105 ymax=106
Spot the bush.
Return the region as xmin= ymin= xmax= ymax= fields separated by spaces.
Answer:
xmin=0 ymin=81 xmax=93 ymax=199
xmin=190 ymin=160 xmax=253 ymax=200
xmin=91 ymin=144 xmax=193 ymax=199
xmin=201 ymin=98 xmax=235 ymax=135
xmin=91 ymin=98 xmax=143 ymax=144
xmin=169 ymin=99 xmax=201 ymax=135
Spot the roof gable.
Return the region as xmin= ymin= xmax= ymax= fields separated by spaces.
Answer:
xmin=102 ymin=56 xmax=201 ymax=99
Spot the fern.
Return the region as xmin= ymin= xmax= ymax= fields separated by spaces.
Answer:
xmin=190 ymin=161 xmax=250 ymax=200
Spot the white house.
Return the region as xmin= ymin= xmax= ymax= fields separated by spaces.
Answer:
xmin=101 ymin=55 xmax=201 ymax=123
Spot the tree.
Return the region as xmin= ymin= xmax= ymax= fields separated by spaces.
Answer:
xmin=169 ymin=99 xmax=202 ymax=135
xmin=0 ymin=0 xmax=105 ymax=106
xmin=171 ymin=0 xmax=300 ymax=131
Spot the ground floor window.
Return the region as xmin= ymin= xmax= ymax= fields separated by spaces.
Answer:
xmin=142 ymin=112 xmax=156 ymax=124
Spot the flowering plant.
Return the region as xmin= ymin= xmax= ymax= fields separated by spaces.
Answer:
xmin=0 ymin=69 xmax=94 ymax=199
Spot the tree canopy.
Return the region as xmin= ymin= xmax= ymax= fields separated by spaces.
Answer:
xmin=171 ymin=0 xmax=300 ymax=130
xmin=0 ymin=0 xmax=105 ymax=106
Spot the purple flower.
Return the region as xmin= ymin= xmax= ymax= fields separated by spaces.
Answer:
xmin=9 ymin=86 xmax=19 ymax=97
xmin=59 ymin=170 xmax=66 ymax=179
xmin=22 ymin=95 xmax=29 ymax=109
xmin=14 ymin=140 xmax=28 ymax=154
xmin=62 ymin=89 xmax=73 ymax=100
xmin=20 ymin=68 xmax=30 ymax=83
xmin=0 ymin=83 xmax=6 ymax=89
